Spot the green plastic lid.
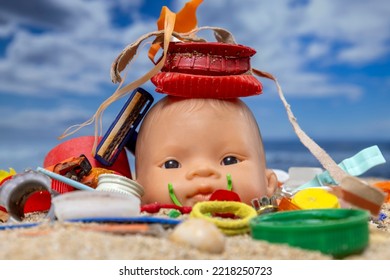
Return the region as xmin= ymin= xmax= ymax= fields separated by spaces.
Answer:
xmin=249 ymin=209 xmax=369 ymax=258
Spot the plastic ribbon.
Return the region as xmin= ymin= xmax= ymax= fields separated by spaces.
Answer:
xmin=168 ymin=183 xmax=182 ymax=207
xmin=293 ymin=145 xmax=386 ymax=193
xmin=59 ymin=9 xmax=177 ymax=155
xmin=252 ymin=68 xmax=386 ymax=216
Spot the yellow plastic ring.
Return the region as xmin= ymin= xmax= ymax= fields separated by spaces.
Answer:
xmin=190 ymin=201 xmax=257 ymax=235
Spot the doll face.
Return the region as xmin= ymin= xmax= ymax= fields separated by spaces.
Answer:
xmin=135 ymin=98 xmax=275 ymax=206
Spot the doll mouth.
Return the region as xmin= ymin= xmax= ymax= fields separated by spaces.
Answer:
xmin=190 ymin=193 xmax=213 ymax=202
xmin=187 ymin=187 xmax=214 ymax=202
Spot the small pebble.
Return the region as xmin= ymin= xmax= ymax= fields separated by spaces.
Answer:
xmin=169 ymin=218 xmax=225 ymax=254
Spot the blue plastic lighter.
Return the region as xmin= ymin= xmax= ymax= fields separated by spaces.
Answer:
xmin=94 ymin=87 xmax=154 ymax=166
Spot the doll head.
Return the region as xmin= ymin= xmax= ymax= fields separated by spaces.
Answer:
xmin=135 ymin=96 xmax=277 ymax=206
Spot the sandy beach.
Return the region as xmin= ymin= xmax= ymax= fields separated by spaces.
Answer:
xmin=0 ymin=178 xmax=389 ymax=260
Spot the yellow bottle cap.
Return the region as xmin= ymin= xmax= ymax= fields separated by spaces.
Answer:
xmin=292 ymin=188 xmax=340 ymax=209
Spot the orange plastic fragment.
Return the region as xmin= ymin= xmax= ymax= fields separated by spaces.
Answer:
xmin=374 ymin=181 xmax=390 ymax=203
xmin=80 ymin=223 xmax=154 ymax=235
xmin=278 ymin=197 xmax=301 ymax=211
xmin=0 ymin=209 xmax=8 ymax=222
xmin=148 ymin=0 xmax=203 ymax=63
xmin=164 ymin=0 xmax=203 ymax=33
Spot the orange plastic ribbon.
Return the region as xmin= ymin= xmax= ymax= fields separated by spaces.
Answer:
xmin=148 ymin=0 xmax=203 ymax=63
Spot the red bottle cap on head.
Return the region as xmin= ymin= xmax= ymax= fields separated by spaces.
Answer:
xmin=151 ymin=42 xmax=263 ymax=98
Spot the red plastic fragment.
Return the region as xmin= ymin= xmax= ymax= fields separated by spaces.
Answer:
xmin=166 ymin=42 xmax=257 ymax=57
xmin=209 ymin=189 xmax=241 ymax=202
xmin=162 ymin=42 xmax=256 ymax=76
xmin=141 ymin=202 xmax=192 ymax=214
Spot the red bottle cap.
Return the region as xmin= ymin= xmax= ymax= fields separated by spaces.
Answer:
xmin=151 ymin=42 xmax=263 ymax=98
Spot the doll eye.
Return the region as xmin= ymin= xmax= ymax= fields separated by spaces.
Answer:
xmin=163 ymin=159 xmax=181 ymax=169
xmin=221 ymin=156 xmax=240 ymax=166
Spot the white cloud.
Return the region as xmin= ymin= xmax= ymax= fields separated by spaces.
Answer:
xmin=0 ymin=100 xmax=129 ymax=172
xmin=295 ymin=1 xmax=390 ymax=64
xmin=0 ymin=142 xmax=52 ymax=171
xmin=0 ymin=0 xmax=389 ymax=99
xmin=0 ymin=0 xmax=157 ymax=97
xmin=0 ymin=0 xmax=389 ymax=172
xmin=306 ymin=42 xmax=329 ymax=59
xmin=195 ymin=0 xmax=390 ymax=97
xmin=0 ymin=105 xmax=88 ymax=129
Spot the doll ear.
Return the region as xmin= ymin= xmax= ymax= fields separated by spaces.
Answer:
xmin=265 ymin=169 xmax=278 ymax=197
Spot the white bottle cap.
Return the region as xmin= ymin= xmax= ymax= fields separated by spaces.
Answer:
xmin=96 ymin=173 xmax=144 ymax=199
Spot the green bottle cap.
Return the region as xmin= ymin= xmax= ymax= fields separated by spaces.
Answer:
xmin=249 ymin=209 xmax=369 ymax=258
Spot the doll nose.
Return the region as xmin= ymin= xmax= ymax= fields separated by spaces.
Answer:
xmin=186 ymin=164 xmax=221 ymax=179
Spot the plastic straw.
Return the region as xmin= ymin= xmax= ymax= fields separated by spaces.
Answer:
xmin=36 ymin=167 xmax=95 ymax=191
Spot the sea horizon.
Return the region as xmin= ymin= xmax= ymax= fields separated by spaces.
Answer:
xmin=263 ymin=138 xmax=390 ymax=179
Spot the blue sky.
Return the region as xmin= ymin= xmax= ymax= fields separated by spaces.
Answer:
xmin=0 ymin=0 xmax=389 ymax=173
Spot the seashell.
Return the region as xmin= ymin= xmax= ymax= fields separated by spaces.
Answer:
xmin=169 ymin=218 xmax=225 ymax=254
